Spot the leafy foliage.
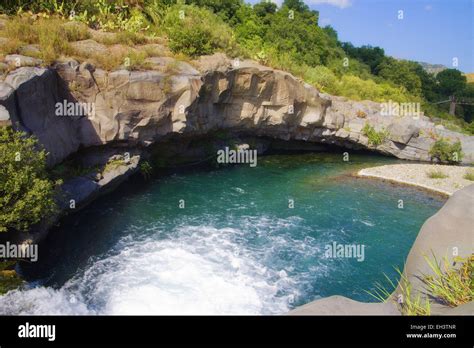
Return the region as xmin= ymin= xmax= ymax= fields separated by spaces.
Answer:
xmin=1 ymin=0 xmax=473 ymax=125
xmin=422 ymin=254 xmax=473 ymax=307
xmin=429 ymin=139 xmax=463 ymax=164
xmin=362 ymin=123 xmax=389 ymax=146
xmin=0 ymin=127 xmax=58 ymax=233
xmin=426 ymin=169 xmax=448 ymax=179
xmin=163 ymin=4 xmax=238 ymax=57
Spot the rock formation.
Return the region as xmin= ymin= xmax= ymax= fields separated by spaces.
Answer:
xmin=1 ymin=53 xmax=473 ymax=168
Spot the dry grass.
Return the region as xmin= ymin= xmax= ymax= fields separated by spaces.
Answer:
xmin=0 ymin=38 xmax=23 ymax=55
xmin=2 ymin=17 xmax=73 ymax=64
xmin=0 ymin=16 xmax=176 ymax=71
xmin=464 ymin=169 xmax=474 ymax=181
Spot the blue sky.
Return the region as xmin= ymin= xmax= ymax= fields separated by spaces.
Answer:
xmin=247 ymin=0 xmax=473 ymax=72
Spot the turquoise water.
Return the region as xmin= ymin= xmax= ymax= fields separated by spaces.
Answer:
xmin=0 ymin=153 xmax=444 ymax=314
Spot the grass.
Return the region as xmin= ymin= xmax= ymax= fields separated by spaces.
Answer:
xmin=366 ymin=267 xmax=431 ymax=316
xmin=2 ymin=16 xmax=72 ymax=64
xmin=463 ymin=169 xmax=474 ymax=181
xmin=362 ymin=123 xmax=390 ymax=146
xmin=139 ymin=160 xmax=153 ymax=180
xmin=366 ymin=254 xmax=473 ymax=315
xmin=0 ymin=38 xmax=23 ymax=55
xmin=103 ymin=158 xmax=125 ymax=173
xmin=50 ymin=160 xmax=100 ymax=181
xmin=426 ymin=169 xmax=449 ymax=179
xmin=99 ymin=31 xmax=148 ymax=46
xmin=422 ymin=254 xmax=473 ymax=307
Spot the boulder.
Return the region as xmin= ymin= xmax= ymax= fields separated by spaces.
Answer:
xmin=5 ymin=54 xmax=42 ymax=67
xmin=387 ymin=118 xmax=420 ymax=144
xmin=0 ymin=105 xmax=10 ymax=126
xmin=288 ymin=295 xmax=400 ymax=315
xmin=70 ymin=39 xmax=108 ymax=57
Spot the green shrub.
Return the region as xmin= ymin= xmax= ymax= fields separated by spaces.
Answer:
xmin=139 ymin=160 xmax=153 ymax=180
xmin=429 ymin=139 xmax=463 ymax=164
xmin=302 ymin=65 xmax=337 ymax=92
xmin=422 ymin=254 xmax=473 ymax=307
xmin=366 ymin=267 xmax=431 ymax=316
xmin=163 ymin=4 xmax=238 ymax=57
xmin=362 ymin=123 xmax=389 ymax=146
xmin=0 ymin=127 xmax=58 ymax=233
xmin=463 ymin=169 xmax=474 ymax=181
xmin=366 ymin=255 xmax=473 ymax=315
xmin=426 ymin=169 xmax=448 ymax=179
xmin=335 ymin=75 xmax=413 ymax=103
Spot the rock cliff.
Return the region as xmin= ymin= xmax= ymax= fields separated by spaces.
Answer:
xmin=1 ymin=53 xmax=473 ymax=167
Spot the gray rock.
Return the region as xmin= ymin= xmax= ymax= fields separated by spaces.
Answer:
xmin=288 ymin=295 xmax=400 ymax=315
xmin=1 ymin=55 xmax=473 ymax=167
xmin=19 ymin=44 xmax=41 ymax=57
xmin=5 ymin=54 xmax=42 ymax=67
xmin=394 ymin=183 xmax=474 ymax=307
xmin=70 ymin=39 xmax=108 ymax=57
xmin=387 ymin=118 xmax=420 ymax=144
xmin=0 ymin=104 xmax=11 ymax=126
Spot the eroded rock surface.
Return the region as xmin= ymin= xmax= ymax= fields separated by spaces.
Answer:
xmin=1 ymin=54 xmax=472 ymax=167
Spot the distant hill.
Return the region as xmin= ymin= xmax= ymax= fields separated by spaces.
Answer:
xmin=465 ymin=73 xmax=474 ymax=83
xmin=418 ymin=62 xmax=447 ymax=75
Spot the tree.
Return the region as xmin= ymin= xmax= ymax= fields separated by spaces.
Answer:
xmin=0 ymin=127 xmax=58 ymax=233
xmin=164 ymin=4 xmax=238 ymax=56
xmin=376 ymin=57 xmax=423 ymax=95
xmin=436 ymin=69 xmax=467 ymax=97
xmin=187 ymin=0 xmax=243 ymax=21
xmin=283 ymin=0 xmax=309 ymax=12
xmin=254 ymin=0 xmax=277 ymax=17
xmin=341 ymin=43 xmax=385 ymax=74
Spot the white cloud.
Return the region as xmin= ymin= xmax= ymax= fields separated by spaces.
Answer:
xmin=424 ymin=4 xmax=433 ymax=11
xmin=320 ymin=17 xmax=332 ymax=26
xmin=307 ymin=0 xmax=353 ymax=9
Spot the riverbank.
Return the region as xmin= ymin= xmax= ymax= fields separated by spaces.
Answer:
xmin=357 ymin=163 xmax=474 ymax=196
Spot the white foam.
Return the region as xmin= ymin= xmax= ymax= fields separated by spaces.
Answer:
xmin=0 ymin=221 xmax=312 ymax=315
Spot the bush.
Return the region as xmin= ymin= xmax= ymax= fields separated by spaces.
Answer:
xmin=422 ymin=254 xmax=473 ymax=307
xmin=426 ymin=169 xmax=448 ymax=179
xmin=163 ymin=4 xmax=238 ymax=57
xmin=302 ymin=65 xmax=337 ymax=92
xmin=463 ymin=169 xmax=474 ymax=181
xmin=362 ymin=123 xmax=389 ymax=146
xmin=335 ymin=75 xmax=413 ymax=103
xmin=429 ymin=139 xmax=463 ymax=164
xmin=0 ymin=127 xmax=58 ymax=233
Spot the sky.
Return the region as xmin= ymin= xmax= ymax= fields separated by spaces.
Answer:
xmin=247 ymin=0 xmax=474 ymax=72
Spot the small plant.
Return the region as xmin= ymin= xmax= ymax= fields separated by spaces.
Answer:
xmin=0 ymin=127 xmax=59 ymax=232
xmin=0 ymin=261 xmax=23 ymax=295
xmin=463 ymin=169 xmax=474 ymax=181
xmin=103 ymin=158 xmax=125 ymax=173
xmin=367 ymin=254 xmax=473 ymax=315
xmin=426 ymin=169 xmax=448 ymax=179
xmin=356 ymin=110 xmax=367 ymax=118
xmin=139 ymin=160 xmax=153 ymax=180
xmin=366 ymin=267 xmax=431 ymax=316
xmin=422 ymin=254 xmax=473 ymax=307
xmin=429 ymin=138 xmax=463 ymax=164
xmin=362 ymin=123 xmax=389 ymax=146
